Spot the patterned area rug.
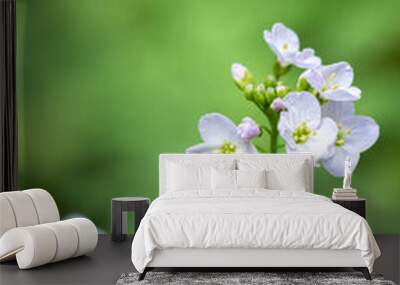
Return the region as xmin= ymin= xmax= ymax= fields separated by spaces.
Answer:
xmin=116 ymin=272 xmax=396 ymax=285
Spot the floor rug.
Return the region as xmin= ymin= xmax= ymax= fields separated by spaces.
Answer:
xmin=116 ymin=271 xmax=396 ymax=285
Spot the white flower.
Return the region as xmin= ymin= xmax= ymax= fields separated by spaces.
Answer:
xmin=320 ymin=101 xmax=379 ymax=177
xmin=263 ymin=23 xmax=321 ymax=69
xmin=303 ymin=62 xmax=361 ymax=102
xmin=186 ymin=113 xmax=258 ymax=154
xmin=237 ymin=117 xmax=260 ymax=142
xmin=278 ymin=92 xmax=338 ymax=162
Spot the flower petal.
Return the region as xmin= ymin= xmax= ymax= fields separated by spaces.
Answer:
xmin=236 ymin=142 xmax=258 ymax=154
xmin=322 ymin=147 xmax=360 ymax=177
xmin=342 ymin=115 xmax=379 ymax=153
xmin=286 ymin=117 xmax=337 ymax=162
xmin=321 ymin=101 xmax=355 ymax=122
xmin=279 ymin=91 xmax=321 ymax=131
xmin=185 ymin=143 xmax=220 ymax=154
xmin=272 ymin=23 xmax=299 ymax=53
xmin=280 ymin=128 xmax=297 ymax=150
xmin=321 ymin=62 xmax=354 ymax=88
xmin=321 ymin=87 xmax=361 ymax=101
xmin=302 ymin=68 xmax=325 ymax=91
xmin=198 ymin=113 xmax=239 ymax=145
xmin=264 ymin=23 xmax=299 ymax=66
xmin=293 ymin=48 xmax=321 ymax=69
xmin=264 ymin=30 xmax=287 ymax=65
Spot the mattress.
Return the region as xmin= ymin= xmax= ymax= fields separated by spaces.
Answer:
xmin=131 ymin=190 xmax=380 ymax=273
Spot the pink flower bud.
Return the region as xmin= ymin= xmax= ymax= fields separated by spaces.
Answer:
xmin=271 ymin=97 xmax=286 ymax=112
xmin=237 ymin=117 xmax=260 ymax=141
xmin=231 ymin=63 xmax=247 ymax=82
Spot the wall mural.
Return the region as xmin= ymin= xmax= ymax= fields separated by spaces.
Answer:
xmin=16 ymin=0 xmax=400 ymax=233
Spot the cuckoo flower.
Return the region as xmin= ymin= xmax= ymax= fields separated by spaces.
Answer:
xmin=303 ymin=62 xmax=361 ymax=101
xmin=186 ymin=113 xmax=257 ymax=154
xmin=237 ymin=117 xmax=260 ymax=142
xmin=320 ymin=101 xmax=379 ymax=176
xmin=263 ymin=23 xmax=321 ymax=69
xmin=278 ymin=92 xmax=338 ymax=161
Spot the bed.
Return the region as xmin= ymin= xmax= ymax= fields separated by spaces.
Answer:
xmin=131 ymin=153 xmax=380 ymax=280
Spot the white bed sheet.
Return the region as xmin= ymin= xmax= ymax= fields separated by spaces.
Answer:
xmin=131 ymin=190 xmax=380 ymax=273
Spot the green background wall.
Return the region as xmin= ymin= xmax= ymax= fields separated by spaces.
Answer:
xmin=16 ymin=0 xmax=400 ymax=233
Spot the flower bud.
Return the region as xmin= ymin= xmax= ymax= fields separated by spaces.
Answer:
xmin=237 ymin=117 xmax=261 ymax=142
xmin=254 ymin=84 xmax=266 ymax=105
xmin=231 ymin=63 xmax=252 ymax=89
xmin=243 ymin=83 xmax=254 ymax=100
xmin=271 ymin=97 xmax=286 ymax=112
xmin=265 ymin=87 xmax=276 ymax=103
xmin=296 ymin=76 xmax=310 ymax=91
xmin=256 ymin=83 xmax=265 ymax=94
xmin=276 ymin=85 xmax=289 ymax=97
xmin=264 ymin=74 xmax=276 ymax=87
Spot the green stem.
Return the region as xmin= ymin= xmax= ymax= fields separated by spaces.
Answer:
xmin=252 ymin=102 xmax=279 ymax=154
xmin=260 ymin=125 xmax=271 ymax=135
xmin=268 ymin=116 xmax=279 ymax=153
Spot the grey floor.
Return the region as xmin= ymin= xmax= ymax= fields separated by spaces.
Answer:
xmin=0 ymin=234 xmax=399 ymax=285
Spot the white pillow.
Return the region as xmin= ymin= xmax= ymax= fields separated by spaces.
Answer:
xmin=211 ymin=169 xmax=236 ymax=190
xmin=265 ymin=169 xmax=306 ymax=191
xmin=167 ymin=162 xmax=211 ymax=191
xmin=236 ymin=169 xmax=267 ymax=189
xmin=166 ymin=159 xmax=236 ymax=192
xmin=237 ymin=158 xmax=309 ymax=191
xmin=211 ymin=169 xmax=268 ymax=190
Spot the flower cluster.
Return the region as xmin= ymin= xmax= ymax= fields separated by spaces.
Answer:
xmin=187 ymin=23 xmax=379 ymax=177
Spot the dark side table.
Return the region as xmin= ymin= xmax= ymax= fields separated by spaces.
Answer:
xmin=112 ymin=197 xmax=150 ymax=242
xmin=332 ymin=198 xmax=366 ymax=218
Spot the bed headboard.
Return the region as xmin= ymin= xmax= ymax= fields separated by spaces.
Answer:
xmin=159 ymin=153 xmax=314 ymax=195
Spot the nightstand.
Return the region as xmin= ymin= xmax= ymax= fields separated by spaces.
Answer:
xmin=111 ymin=197 xmax=150 ymax=242
xmin=332 ymin=198 xmax=366 ymax=218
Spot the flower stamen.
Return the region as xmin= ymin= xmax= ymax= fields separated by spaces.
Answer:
xmin=292 ymin=122 xmax=315 ymax=144
xmin=328 ymin=72 xmax=336 ymax=82
xmin=335 ymin=124 xmax=352 ymax=147
xmin=219 ymin=142 xmax=236 ymax=154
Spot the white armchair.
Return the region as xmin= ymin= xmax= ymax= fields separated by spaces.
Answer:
xmin=0 ymin=189 xmax=97 ymax=269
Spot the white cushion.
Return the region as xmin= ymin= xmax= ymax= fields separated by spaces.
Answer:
xmin=0 ymin=191 xmax=39 ymax=227
xmin=163 ymin=156 xmax=236 ymax=193
xmin=24 ymin=189 xmax=60 ymax=224
xmin=211 ymin=169 xmax=236 ymax=190
xmin=0 ymin=196 xmax=16 ymax=237
xmin=0 ymin=189 xmax=59 ymax=236
xmin=236 ymin=169 xmax=267 ymax=189
xmin=65 ymin=218 xmax=98 ymax=257
xmin=42 ymin=221 xmax=79 ymax=262
xmin=238 ymin=158 xmax=308 ymax=191
xmin=0 ymin=218 xmax=97 ymax=269
xmin=211 ymin=169 xmax=268 ymax=190
xmin=167 ymin=162 xmax=211 ymax=191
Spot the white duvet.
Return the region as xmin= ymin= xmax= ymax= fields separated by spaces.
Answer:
xmin=131 ymin=190 xmax=380 ymax=273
